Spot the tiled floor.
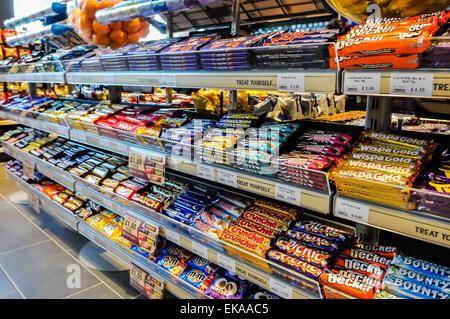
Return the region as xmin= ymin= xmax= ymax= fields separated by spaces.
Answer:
xmin=0 ymin=167 xmax=144 ymax=299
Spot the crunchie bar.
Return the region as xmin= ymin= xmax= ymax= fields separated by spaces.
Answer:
xmin=240 ymin=210 xmax=290 ymax=232
xmin=227 ymin=224 xmax=272 ymax=248
xmin=220 ymin=231 xmax=269 ymax=258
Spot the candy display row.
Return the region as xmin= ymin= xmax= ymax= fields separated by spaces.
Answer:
xmin=2 ymin=159 xmax=280 ymax=300
xmin=0 ymin=96 xmax=354 ymax=192
xmin=2 ymin=10 xmax=449 ymax=74
xmin=330 ymin=10 xmax=450 ymax=69
xmin=329 ymin=129 xmax=450 ymax=217
xmin=2 ymin=129 xmax=448 ymax=299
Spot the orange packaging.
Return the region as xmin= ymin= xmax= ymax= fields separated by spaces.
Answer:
xmin=359 ymin=10 xmax=449 ymax=27
xmin=319 ymin=272 xmax=375 ymax=299
xmin=330 ymin=53 xmax=421 ymax=70
xmin=343 ymin=23 xmax=439 ymax=40
xmin=2 ymin=45 xmax=19 ymax=58
xmin=329 ymin=35 xmax=432 ymax=58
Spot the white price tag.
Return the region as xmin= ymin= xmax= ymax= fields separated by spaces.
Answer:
xmin=269 ymin=278 xmax=293 ymax=299
xmin=277 ymin=73 xmax=305 ymax=92
xmin=165 ymin=228 xmax=180 ymax=245
xmin=335 ymin=197 xmax=370 ymax=224
xmin=191 ymin=241 xmax=209 ymax=260
xmin=197 ymin=164 xmax=215 ymax=181
xmin=217 ymin=254 xmax=236 ymax=273
xmin=275 ymin=183 xmax=301 ymax=206
xmin=217 ymin=169 xmax=237 ymax=188
xmin=23 ymin=160 xmax=35 ymax=180
xmin=390 ymin=72 xmax=433 ymax=96
xmin=344 ymin=72 xmax=380 ymax=94
xmin=161 ymin=74 xmax=176 ymax=87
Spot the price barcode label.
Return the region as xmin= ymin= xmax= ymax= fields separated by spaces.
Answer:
xmin=277 ymin=73 xmax=305 ymax=92
xmin=191 ymin=241 xmax=208 ymax=260
xmin=197 ymin=164 xmax=215 ymax=181
xmin=217 ymin=169 xmax=237 ymax=188
xmin=123 ymin=215 xmax=141 ymax=238
xmin=23 ymin=160 xmax=35 ymax=180
xmin=27 ymin=191 xmax=40 ymax=213
xmin=161 ymin=74 xmax=176 ymax=87
xmin=344 ymin=72 xmax=380 ymax=94
xmin=130 ymin=264 xmax=147 ymax=288
xmin=217 ymin=254 xmax=236 ymax=273
xmin=389 ymin=72 xmax=433 ymax=97
xmin=128 ymin=148 xmax=146 ymax=172
xmin=165 ymin=228 xmax=180 ymax=245
xmin=269 ymin=278 xmax=293 ymax=299
xmin=335 ymin=197 xmax=370 ymax=224
xmin=275 ymin=183 xmax=301 ymax=206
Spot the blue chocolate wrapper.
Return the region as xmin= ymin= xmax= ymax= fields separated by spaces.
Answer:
xmin=382 ymin=275 xmax=448 ymax=299
xmin=391 ymin=254 xmax=450 ymax=282
xmin=386 ymin=265 xmax=450 ymax=294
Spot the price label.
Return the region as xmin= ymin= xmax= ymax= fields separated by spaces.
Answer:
xmin=335 ymin=197 xmax=370 ymax=224
xmin=27 ymin=191 xmax=40 ymax=213
xmin=217 ymin=254 xmax=236 ymax=273
xmin=130 ymin=264 xmax=147 ymax=288
xmin=197 ymin=164 xmax=215 ymax=181
xmin=129 ymin=147 xmax=166 ymax=185
xmin=161 ymin=74 xmax=176 ymax=87
xmin=277 ymin=73 xmax=305 ymax=92
xmin=165 ymin=228 xmax=180 ymax=245
xmin=128 ymin=148 xmax=146 ymax=172
xmin=275 ymin=183 xmax=301 ymax=206
xmin=217 ymin=169 xmax=237 ymax=188
xmin=123 ymin=215 xmax=141 ymax=238
xmin=344 ymin=72 xmax=380 ymax=94
xmin=269 ymin=278 xmax=293 ymax=299
xmin=390 ymin=72 xmax=433 ymax=97
xmin=23 ymin=160 xmax=35 ymax=180
xmin=191 ymin=241 xmax=209 ymax=260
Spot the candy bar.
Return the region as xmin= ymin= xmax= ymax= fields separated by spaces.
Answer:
xmin=247 ymin=205 xmax=295 ymax=223
xmin=386 ymin=264 xmax=449 ymax=294
xmin=191 ymin=219 xmax=222 ymax=238
xmin=293 ymin=220 xmax=349 ymax=243
xmin=340 ymin=247 xmax=392 ymax=269
xmin=382 ymin=275 xmax=448 ymax=299
xmin=274 ymin=237 xmax=332 ymax=269
xmin=227 ymin=224 xmax=272 ymax=248
xmin=240 ymin=210 xmax=289 ymax=232
xmin=205 ymin=272 xmax=249 ymax=299
xmin=221 ymin=231 xmax=269 ymax=257
xmin=179 ymin=267 xmax=218 ymax=293
xmin=253 ymin=199 xmax=301 ymax=220
xmin=319 ymin=271 xmax=376 ymax=299
xmin=234 ymin=217 xmax=280 ymax=239
xmin=353 ymin=243 xmax=398 ymax=259
xmin=391 ymin=254 xmax=450 ymax=282
xmin=286 ymin=230 xmax=339 ymax=253
xmin=197 ymin=210 xmax=232 ymax=231
xmin=334 ymin=256 xmax=385 ymax=280
xmin=265 ymin=249 xmax=322 ymax=280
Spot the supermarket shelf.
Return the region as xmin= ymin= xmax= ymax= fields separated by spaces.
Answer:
xmin=73 ymin=179 xmax=324 ymax=299
xmin=2 ymin=141 xmax=76 ymax=191
xmin=66 ymin=70 xmax=338 ymax=92
xmin=342 ymin=69 xmax=450 ymax=98
xmin=0 ymin=72 xmax=65 ymax=84
xmin=69 ymin=127 xmax=332 ymax=214
xmin=3 ymin=166 xmax=206 ymax=300
xmin=333 ymin=195 xmax=450 ymax=249
xmin=0 ymin=110 xmax=70 ymax=138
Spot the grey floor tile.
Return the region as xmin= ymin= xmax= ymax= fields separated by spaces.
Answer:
xmin=21 ymin=206 xmax=89 ymax=252
xmin=66 ymin=283 xmax=122 ymax=299
xmin=0 ymin=267 xmax=15 ymax=296
xmin=0 ymin=200 xmax=49 ymax=254
xmin=0 ymin=290 xmax=23 ymax=299
xmin=0 ymin=241 xmax=101 ymax=299
xmin=67 ymin=247 xmax=139 ymax=299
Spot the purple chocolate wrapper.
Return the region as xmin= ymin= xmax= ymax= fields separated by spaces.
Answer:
xmin=200 ymin=52 xmax=249 ymax=58
xmin=161 ymin=36 xmax=217 ymax=54
xmin=200 ymin=33 xmax=277 ymax=52
xmin=203 ymin=66 xmax=251 ymax=71
xmin=265 ymin=249 xmax=323 ymax=280
xmin=201 ymin=61 xmax=250 ymax=67
xmin=204 ymin=273 xmax=249 ymax=299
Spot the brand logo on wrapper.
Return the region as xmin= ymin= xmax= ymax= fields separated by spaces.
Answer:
xmin=170 ymin=120 xmax=281 ymax=172
xmin=66 ymin=264 xmax=81 ymax=289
